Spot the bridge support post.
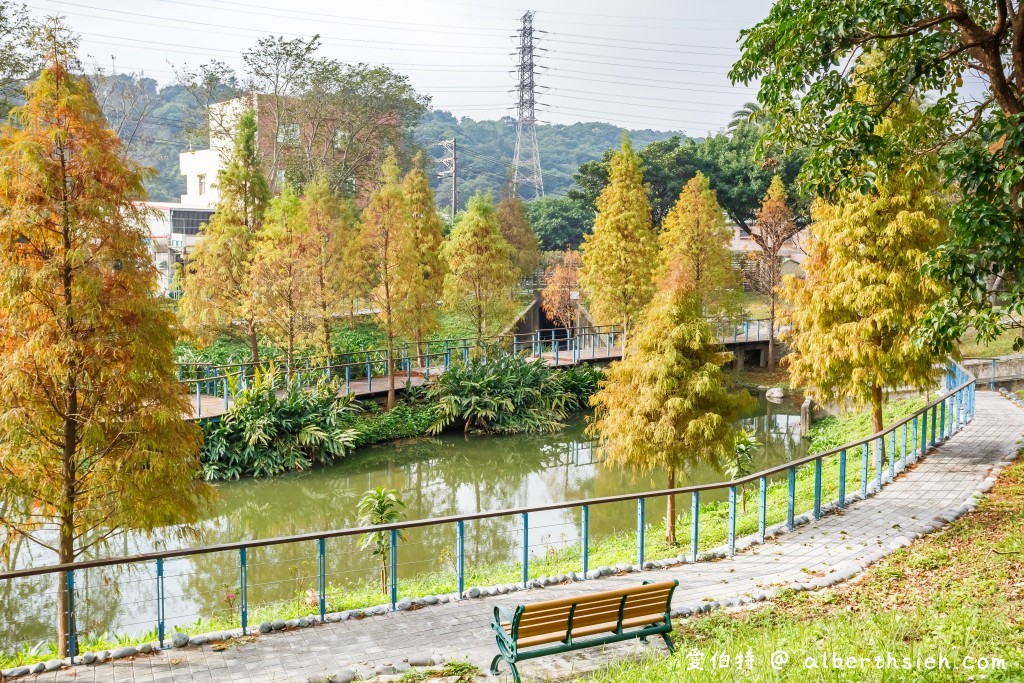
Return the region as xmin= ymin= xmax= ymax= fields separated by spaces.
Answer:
xmin=837 ymin=450 xmax=846 ymax=508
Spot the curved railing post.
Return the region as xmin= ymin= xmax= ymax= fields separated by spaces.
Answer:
xmin=690 ymin=491 xmax=699 ymax=561
xmin=581 ymin=505 xmax=589 ymax=578
xmin=521 ymin=513 xmax=529 ymax=588
xmin=838 ymin=449 xmax=847 ymax=508
xmin=156 ymin=558 xmax=165 ymax=649
xmin=317 ymin=538 xmax=326 ymax=622
xmin=813 ymin=459 xmax=822 ymax=519
xmin=757 ymin=477 xmax=767 ymax=543
xmin=389 ymin=529 xmax=398 ymax=611
xmin=727 ymin=486 xmax=737 ymax=556
xmin=456 ymin=520 xmax=465 ymax=598
xmin=786 ymin=467 xmax=796 ymax=529
xmin=637 ymin=498 xmax=646 ymax=566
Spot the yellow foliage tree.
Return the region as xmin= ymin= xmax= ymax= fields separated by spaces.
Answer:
xmin=658 ymin=171 xmax=741 ymax=321
xmin=395 ymin=153 xmax=448 ymax=359
xmin=181 ymin=108 xmax=271 ymax=363
xmin=0 ymin=51 xmax=208 ymax=655
xmin=254 ymin=184 xmax=314 ymax=370
xmin=589 ymin=282 xmax=750 ymax=544
xmin=784 ymin=133 xmax=947 ymax=434
xmin=497 ymin=191 xmax=541 ymax=278
xmin=580 ymin=134 xmax=656 ymax=352
xmin=442 ymin=192 xmax=516 ymax=345
xmin=359 ymin=148 xmax=410 ymax=410
xmin=300 ymin=173 xmax=363 ymax=357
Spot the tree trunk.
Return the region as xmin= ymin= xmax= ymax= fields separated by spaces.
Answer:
xmin=323 ymin=316 xmax=332 ymax=360
xmin=665 ymin=467 xmax=677 ymax=546
xmin=621 ymin=318 xmax=630 ymax=360
xmin=248 ymin=323 xmax=261 ymax=366
xmin=767 ymin=293 xmax=776 ymax=371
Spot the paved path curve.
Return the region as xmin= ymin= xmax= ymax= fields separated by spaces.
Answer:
xmin=34 ymin=392 xmax=1023 ymax=683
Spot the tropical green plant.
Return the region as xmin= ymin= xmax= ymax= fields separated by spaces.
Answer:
xmin=357 ymin=487 xmax=407 ymax=594
xmin=725 ymin=429 xmax=759 ymax=512
xmin=200 ymin=366 xmax=359 ymax=480
xmin=427 ymin=354 xmax=601 ymax=435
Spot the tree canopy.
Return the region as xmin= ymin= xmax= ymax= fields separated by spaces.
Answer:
xmin=0 ymin=51 xmax=208 ymax=654
xmin=589 ymin=286 xmax=750 ymax=545
xmin=580 ymin=134 xmax=657 ymax=349
xmin=731 ymin=0 xmax=1024 ymax=350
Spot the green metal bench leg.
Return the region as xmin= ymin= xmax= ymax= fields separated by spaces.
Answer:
xmin=490 ymin=654 xmax=521 ymax=683
xmin=661 ymin=632 xmax=675 ymax=653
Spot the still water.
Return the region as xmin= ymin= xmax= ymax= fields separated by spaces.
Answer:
xmin=1 ymin=395 xmax=804 ymax=649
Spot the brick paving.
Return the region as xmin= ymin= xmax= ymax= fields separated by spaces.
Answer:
xmin=26 ymin=391 xmax=1023 ymax=683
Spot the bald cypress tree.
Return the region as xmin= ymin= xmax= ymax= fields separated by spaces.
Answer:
xmin=181 ymin=109 xmax=271 ymax=363
xmin=589 ymin=282 xmax=750 ymax=545
xmin=580 ymin=134 xmax=656 ymax=353
xmin=0 ymin=48 xmax=208 ymax=655
xmin=442 ymin=192 xmax=516 ymax=345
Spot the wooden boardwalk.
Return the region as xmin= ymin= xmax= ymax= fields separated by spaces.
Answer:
xmin=185 ymin=329 xmax=778 ymax=421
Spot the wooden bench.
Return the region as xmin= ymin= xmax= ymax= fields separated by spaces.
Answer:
xmin=489 ymin=579 xmax=678 ymax=683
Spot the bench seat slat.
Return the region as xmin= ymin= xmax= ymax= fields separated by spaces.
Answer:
xmin=514 ymin=613 xmax=666 ymax=649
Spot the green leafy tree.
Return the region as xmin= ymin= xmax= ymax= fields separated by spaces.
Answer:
xmin=0 ymin=1 xmax=36 ymax=112
xmin=442 ymin=192 xmax=516 ymax=345
xmin=580 ymin=134 xmax=657 ymax=352
xmin=658 ymin=172 xmax=741 ymax=321
xmin=589 ymin=286 xmax=751 ymax=545
xmin=730 ymin=1 xmax=1024 ymax=350
xmin=395 ymin=153 xmax=447 ymax=357
xmin=524 ymin=195 xmax=593 ymax=251
xmin=181 ymin=108 xmax=271 ymax=363
xmin=300 ymin=173 xmax=362 ymax=356
xmin=496 ymin=191 xmax=541 ymax=278
xmin=357 ymin=488 xmax=406 ymax=595
xmin=783 ymin=108 xmax=948 ymax=435
xmin=690 ymin=120 xmax=807 ymax=231
xmin=570 ymin=136 xmax=699 ymax=228
xmin=0 ymin=47 xmax=208 ymax=655
xmin=359 ymin=148 xmax=409 ymax=410
xmin=254 ymin=184 xmax=313 ymax=370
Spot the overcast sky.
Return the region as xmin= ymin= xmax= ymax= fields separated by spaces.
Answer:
xmin=23 ymin=0 xmax=774 ymax=135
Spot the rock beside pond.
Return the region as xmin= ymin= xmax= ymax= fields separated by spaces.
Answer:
xmin=29 ymin=663 xmax=45 ymax=674
xmin=81 ymin=652 xmax=97 ymax=665
xmin=466 ymin=586 xmax=481 ymax=598
xmin=171 ymin=632 xmax=189 ymax=648
xmin=259 ymin=621 xmax=272 ymax=633
xmin=188 ymin=635 xmax=209 ymax=647
xmin=139 ymin=643 xmax=154 ymax=654
xmin=110 ymin=647 xmax=137 ymax=660
xmin=396 ymin=598 xmax=413 ymax=611
xmin=766 ymin=387 xmax=785 ymax=399
xmin=272 ymin=619 xmax=287 ymax=631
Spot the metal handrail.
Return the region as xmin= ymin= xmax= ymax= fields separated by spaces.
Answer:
xmin=0 ymin=360 xmax=974 ymax=583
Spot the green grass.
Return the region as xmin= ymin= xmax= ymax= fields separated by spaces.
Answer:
xmin=577 ymin=457 xmax=1024 ymax=682
xmin=957 ymin=328 xmax=1023 ymax=358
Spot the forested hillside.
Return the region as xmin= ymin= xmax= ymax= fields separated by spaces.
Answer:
xmin=413 ymin=109 xmax=687 ymax=209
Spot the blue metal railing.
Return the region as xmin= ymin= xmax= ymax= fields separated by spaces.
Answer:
xmin=179 ymin=319 xmax=788 ymax=419
xmin=0 ymin=362 xmax=975 ymax=662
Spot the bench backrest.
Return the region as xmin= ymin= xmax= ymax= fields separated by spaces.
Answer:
xmin=509 ymin=580 xmax=677 ymax=642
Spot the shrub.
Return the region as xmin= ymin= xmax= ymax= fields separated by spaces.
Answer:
xmin=427 ymin=354 xmax=604 ymax=434
xmin=200 ymin=368 xmax=359 ymax=480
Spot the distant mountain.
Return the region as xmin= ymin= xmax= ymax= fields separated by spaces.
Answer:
xmin=413 ymin=109 xmax=689 ymax=210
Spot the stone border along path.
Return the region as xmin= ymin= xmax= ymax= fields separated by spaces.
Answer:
xmin=17 ymin=391 xmax=1022 ymax=683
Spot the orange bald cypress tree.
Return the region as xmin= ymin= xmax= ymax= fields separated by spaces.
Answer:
xmin=0 ymin=53 xmax=208 ymax=654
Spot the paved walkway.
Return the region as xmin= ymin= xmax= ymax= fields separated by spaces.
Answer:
xmin=34 ymin=392 xmax=1023 ymax=683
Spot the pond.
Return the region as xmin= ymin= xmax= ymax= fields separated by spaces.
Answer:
xmin=1 ymin=393 xmax=805 ymax=653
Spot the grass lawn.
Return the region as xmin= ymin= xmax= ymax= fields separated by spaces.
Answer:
xmin=958 ymin=329 xmax=1023 ymax=358
xmin=580 ymin=457 xmax=1024 ymax=682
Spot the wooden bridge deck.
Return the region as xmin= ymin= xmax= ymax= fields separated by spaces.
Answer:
xmin=186 ymin=331 xmax=776 ymax=421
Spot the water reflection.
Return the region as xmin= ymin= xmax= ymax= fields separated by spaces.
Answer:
xmin=1 ymin=394 xmax=804 ymax=648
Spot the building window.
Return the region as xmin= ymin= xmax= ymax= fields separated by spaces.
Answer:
xmin=333 ymin=129 xmax=349 ymax=150
xmin=197 ymin=174 xmax=206 ymax=195
xmin=277 ymin=123 xmax=300 ymax=145
xmin=170 ymin=209 xmax=215 ymax=236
